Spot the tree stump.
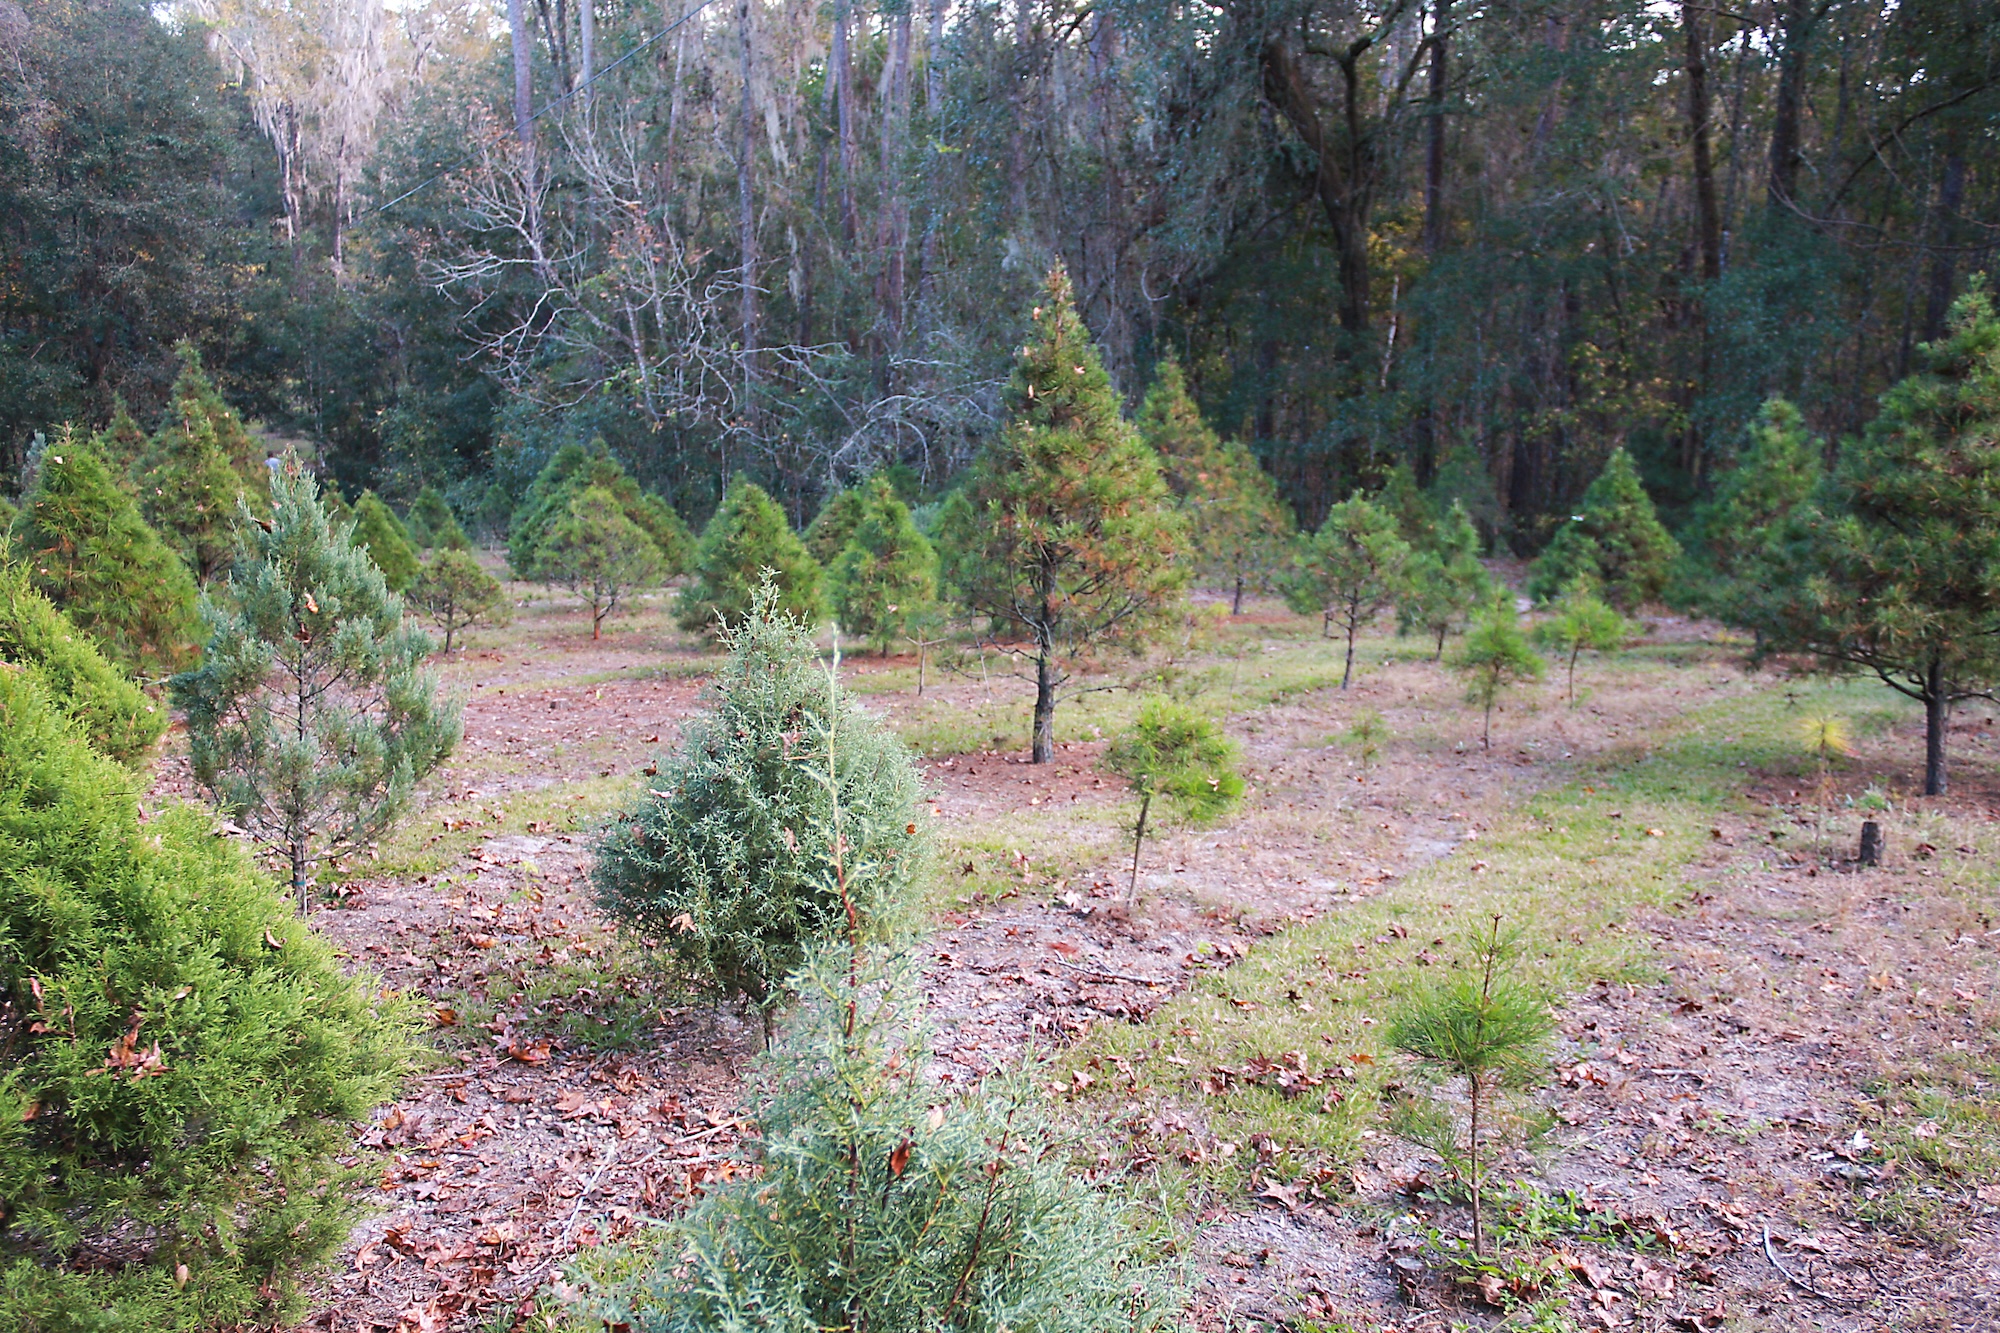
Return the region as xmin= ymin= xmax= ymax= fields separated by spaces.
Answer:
xmin=1858 ymin=820 xmax=1883 ymax=867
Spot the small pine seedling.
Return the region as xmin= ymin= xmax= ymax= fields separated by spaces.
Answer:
xmin=1389 ymin=916 xmax=1554 ymax=1258
xmin=1103 ymin=696 xmax=1242 ymax=906
xmin=1343 ymin=708 xmax=1386 ymax=769
xmin=1452 ymin=601 xmax=1544 ymax=750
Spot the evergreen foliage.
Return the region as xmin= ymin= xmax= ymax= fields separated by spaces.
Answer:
xmin=0 ymin=563 xmax=165 ymax=764
xmin=1526 ymin=449 xmax=1680 ymax=609
xmin=1283 ymin=492 xmax=1410 ymax=689
xmin=1683 ymin=397 xmax=1822 ymax=624
xmin=606 ymin=945 xmax=1174 ymax=1333
xmin=1137 ymin=358 xmax=1294 ymax=613
xmin=1103 ymin=696 xmax=1242 ymax=905
xmin=1396 ymin=500 xmax=1492 ymax=661
xmin=410 ymin=549 xmax=509 ymax=654
xmin=1377 ymin=461 xmax=1436 ymax=550
xmin=595 ymin=581 xmax=926 ymax=1015
xmin=951 ymin=268 xmax=1187 ymax=762
xmin=803 ymin=484 xmax=870 ymax=565
xmin=675 ymin=477 xmax=825 ymax=636
xmin=1532 ymin=579 xmax=1635 ymax=703
xmin=828 ymin=476 xmax=940 ymax=655
xmin=1389 ymin=919 xmax=1552 ymax=1257
xmin=508 ymin=443 xmax=692 ymax=581
xmin=542 ymin=485 xmax=668 ymax=639
xmin=171 ymin=467 xmax=461 ymax=907
xmin=11 ymin=430 xmax=201 ymax=677
xmin=1747 ymin=283 xmax=2000 ymax=796
xmin=404 ymin=486 xmax=470 ymax=551
xmin=349 ymin=491 xmax=420 ymax=592
xmin=127 ymin=346 xmax=264 ymax=585
xmin=1452 ymin=602 xmax=1544 ymax=750
xmin=0 ymin=666 xmax=411 ymax=1331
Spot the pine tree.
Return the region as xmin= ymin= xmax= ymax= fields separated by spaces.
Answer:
xmin=405 ymin=486 xmax=470 ymax=551
xmin=951 ymin=267 xmax=1188 ymax=762
xmin=1685 ymin=397 xmax=1821 ymax=625
xmin=1283 ymin=492 xmax=1410 ymax=688
xmin=1453 ymin=602 xmax=1544 ymax=750
xmin=803 ymin=483 xmax=871 ymax=565
xmin=0 ymin=563 xmax=165 ymax=764
xmin=541 ymin=485 xmax=668 ymax=639
xmin=1104 ymin=696 xmax=1242 ymax=905
xmin=508 ymin=442 xmax=692 ymax=580
xmin=676 ymin=476 xmax=825 ymax=636
xmin=595 ymin=579 xmax=927 ymax=1017
xmin=1752 ymin=283 xmax=2000 ymax=796
xmin=828 ymin=476 xmax=939 ymax=655
xmin=1137 ymin=358 xmax=1294 ymax=613
xmin=0 ymin=665 xmax=412 ymax=1330
xmin=1532 ymin=577 xmax=1634 ymax=703
xmin=12 ymin=429 xmax=201 ymax=677
xmin=1397 ymin=499 xmax=1493 ymax=660
xmin=128 ymin=345 xmax=263 ymax=585
xmin=350 ymin=491 xmax=420 ymax=592
xmin=1527 ymin=448 xmax=1680 ymax=608
xmin=1377 ymin=460 xmax=1437 ymax=549
xmin=171 ymin=466 xmax=462 ymax=908
xmin=411 ymin=549 xmax=510 ymax=653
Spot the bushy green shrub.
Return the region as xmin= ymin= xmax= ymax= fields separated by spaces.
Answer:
xmin=541 ymin=485 xmax=667 ymax=639
xmin=508 ymin=443 xmax=692 ymax=580
xmin=350 ymin=491 xmax=419 ymax=592
xmin=403 ymin=486 xmax=470 ymax=551
xmin=172 ymin=467 xmax=460 ymax=906
xmin=1526 ymin=448 xmax=1679 ymax=608
xmin=828 ymin=476 xmax=939 ymax=654
xmin=0 ymin=665 xmax=412 ymax=1331
xmin=595 ymin=580 xmax=923 ymax=1014
xmin=0 ymin=563 xmax=164 ymax=764
xmin=674 ymin=477 xmax=825 ymax=636
xmin=12 ymin=431 xmax=201 ymax=677
xmin=597 ymin=945 xmax=1176 ymax=1333
xmin=410 ymin=549 xmax=510 ymax=653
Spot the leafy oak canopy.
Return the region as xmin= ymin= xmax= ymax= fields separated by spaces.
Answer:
xmin=0 ymin=666 xmax=412 ymax=1332
xmin=1526 ymin=448 xmax=1680 ymax=609
xmin=1743 ymin=283 xmax=2000 ymax=797
xmin=945 ymin=267 xmax=1187 ymax=762
xmin=1137 ymin=356 xmax=1294 ymax=613
xmin=0 ymin=562 xmax=165 ymax=765
xmin=508 ymin=442 xmax=693 ymax=581
xmin=10 ymin=430 xmax=200 ymax=677
xmin=828 ymin=476 xmax=939 ymax=655
xmin=171 ymin=467 xmax=460 ymax=906
xmin=676 ymin=476 xmax=826 ymax=636
xmin=541 ymin=485 xmax=668 ymax=639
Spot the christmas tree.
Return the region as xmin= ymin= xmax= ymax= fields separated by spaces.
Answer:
xmin=951 ymin=267 xmax=1186 ymax=761
xmin=508 ymin=442 xmax=692 ymax=580
xmin=404 ymin=486 xmax=470 ymax=551
xmin=172 ymin=466 xmax=461 ymax=907
xmin=1527 ymin=448 xmax=1680 ymax=608
xmin=676 ymin=476 xmax=825 ymax=636
xmin=827 ymin=476 xmax=939 ymax=654
xmin=0 ymin=562 xmax=165 ymax=764
xmin=540 ymin=485 xmax=668 ymax=639
xmin=127 ymin=346 xmax=264 ymax=585
xmin=350 ymin=491 xmax=420 ymax=592
xmin=1397 ymin=499 xmax=1493 ymax=660
xmin=410 ymin=548 xmax=509 ymax=653
xmin=1284 ymin=492 xmax=1410 ymax=688
xmin=12 ymin=429 xmax=201 ymax=677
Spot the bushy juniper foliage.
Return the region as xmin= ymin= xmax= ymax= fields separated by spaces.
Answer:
xmin=509 ymin=442 xmax=692 ymax=581
xmin=595 ymin=579 xmax=925 ymax=1016
xmin=0 ymin=562 xmax=165 ymax=764
xmin=541 ymin=485 xmax=668 ymax=639
xmin=595 ymin=674 xmax=1175 ymax=1333
xmin=675 ymin=477 xmax=825 ymax=637
xmin=172 ymin=466 xmax=460 ymax=907
xmin=349 ymin=491 xmax=419 ymax=592
xmin=0 ymin=666 xmax=412 ymax=1331
xmin=10 ymin=430 xmax=201 ymax=678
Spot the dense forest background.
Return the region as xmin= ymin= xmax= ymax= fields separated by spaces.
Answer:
xmin=3 ymin=0 xmax=1996 ymax=546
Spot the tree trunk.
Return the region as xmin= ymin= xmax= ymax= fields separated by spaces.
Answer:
xmin=1232 ymin=574 xmax=1245 ymax=616
xmin=1767 ymin=0 xmax=1812 ymax=208
xmin=1482 ymin=694 xmax=1493 ymax=749
xmin=292 ymin=839 xmax=309 ymax=914
xmin=1260 ymin=37 xmax=1373 ymax=353
xmin=1423 ymin=0 xmax=1450 ymax=255
xmin=877 ymin=5 xmax=912 ymax=344
xmin=833 ymin=0 xmax=857 ymax=246
xmin=1127 ymin=792 xmax=1150 ymax=906
xmin=736 ymin=0 xmax=758 ymax=396
xmin=1341 ymin=604 xmax=1358 ymax=689
xmin=1923 ymin=655 xmax=1948 ymax=797
xmin=1468 ymin=1072 xmax=1485 ymax=1256
xmin=509 ymin=0 xmax=534 ymax=154
xmin=578 ymin=0 xmax=594 ymax=112
xmin=1922 ymin=147 xmax=1966 ymax=343
xmin=1683 ymin=2 xmax=1722 ymax=283
xmin=1032 ymin=639 xmax=1056 ymax=763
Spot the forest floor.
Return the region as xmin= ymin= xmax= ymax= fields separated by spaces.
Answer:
xmin=150 ymin=564 xmax=2000 ymax=1333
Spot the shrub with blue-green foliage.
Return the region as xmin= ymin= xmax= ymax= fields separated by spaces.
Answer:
xmin=594 ymin=579 xmax=922 ymax=1016
xmin=0 ymin=665 xmax=412 ymax=1332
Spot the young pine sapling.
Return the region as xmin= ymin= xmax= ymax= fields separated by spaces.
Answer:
xmin=1531 ymin=578 xmax=1634 ymax=703
xmin=1103 ymin=696 xmax=1242 ymax=906
xmin=1452 ymin=602 xmax=1544 ymax=750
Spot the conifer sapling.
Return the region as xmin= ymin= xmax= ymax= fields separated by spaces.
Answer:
xmin=1104 ymin=696 xmax=1242 ymax=906
xmin=541 ymin=485 xmax=667 ymax=639
xmin=1527 ymin=448 xmax=1679 ymax=609
xmin=676 ymin=477 xmax=825 ymax=636
xmin=1452 ymin=601 xmax=1544 ymax=750
xmin=172 ymin=466 xmax=461 ymax=908
xmin=1284 ymin=492 xmax=1410 ymax=688
xmin=411 ymin=548 xmax=511 ymax=653
xmin=0 ymin=563 xmax=166 ymax=764
xmin=1531 ymin=578 xmax=1634 ymax=703
xmin=828 ymin=476 xmax=940 ymax=655
xmin=350 ymin=490 xmax=420 ymax=592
